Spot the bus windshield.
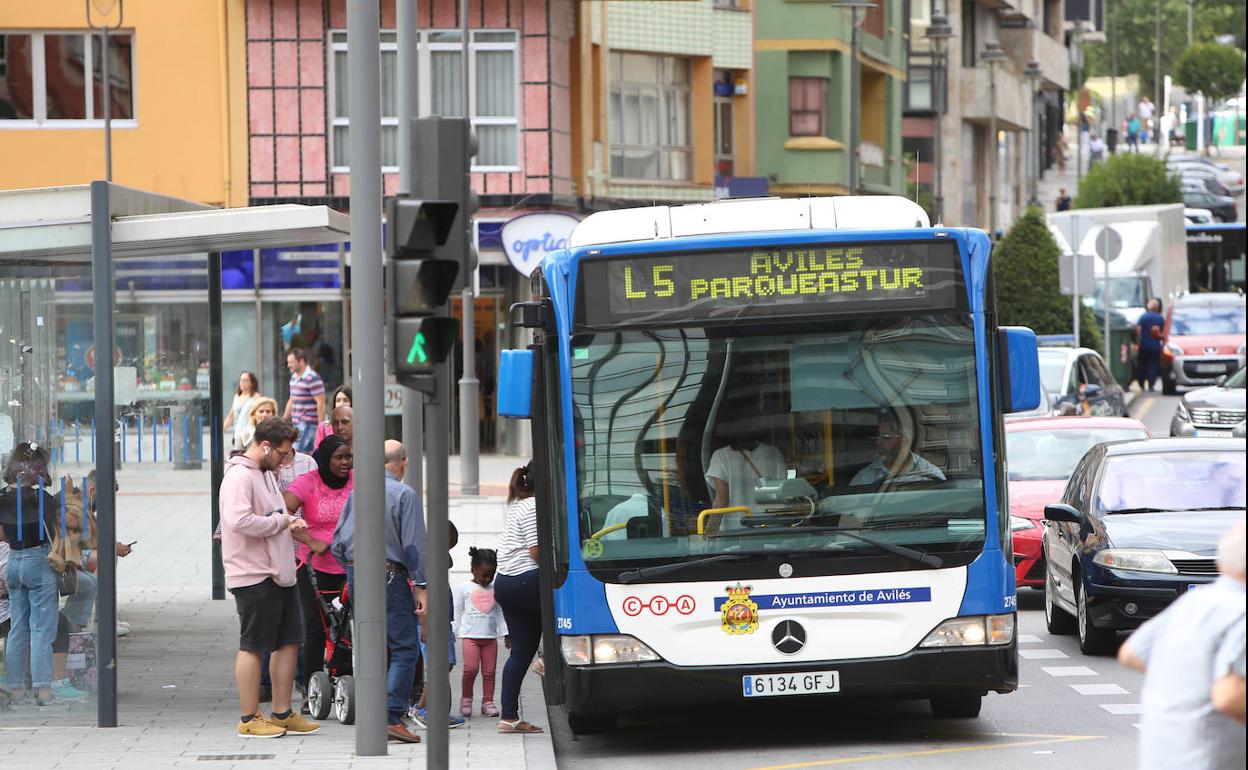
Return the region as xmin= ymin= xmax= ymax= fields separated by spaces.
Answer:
xmin=569 ymin=314 xmax=987 ymax=578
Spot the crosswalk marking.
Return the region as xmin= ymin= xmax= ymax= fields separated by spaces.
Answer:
xmin=1017 ymin=634 xmax=1044 ymax=644
xmin=1019 ymin=649 xmax=1070 ymax=660
xmin=1100 ymin=703 xmax=1145 ymax=715
xmin=1041 ymin=666 xmax=1099 ymax=677
xmin=1071 ymin=683 xmax=1129 ymax=696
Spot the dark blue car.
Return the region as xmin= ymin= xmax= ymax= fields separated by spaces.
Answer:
xmin=1041 ymin=437 xmax=1245 ymax=654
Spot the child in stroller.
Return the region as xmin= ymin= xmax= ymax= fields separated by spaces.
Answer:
xmin=305 ymin=566 xmax=356 ymax=723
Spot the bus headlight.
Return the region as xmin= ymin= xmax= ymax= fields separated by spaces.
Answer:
xmin=920 ymin=614 xmax=1015 ymax=648
xmin=560 ymin=634 xmax=661 ymax=666
xmin=1010 ymin=515 xmax=1035 ymax=531
xmin=1093 ymin=549 xmax=1177 ymax=574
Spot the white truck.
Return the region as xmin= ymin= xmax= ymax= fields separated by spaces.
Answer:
xmin=1048 ymin=203 xmax=1189 ymax=324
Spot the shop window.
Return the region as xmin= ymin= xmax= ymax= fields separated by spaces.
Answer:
xmin=608 ymin=51 xmax=692 ymax=181
xmin=788 ymin=77 xmax=826 ymax=137
xmin=0 ymin=31 xmax=134 ymax=123
xmin=329 ymin=29 xmax=519 ymax=171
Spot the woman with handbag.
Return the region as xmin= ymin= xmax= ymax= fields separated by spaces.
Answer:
xmin=0 ymin=442 xmax=61 ymax=706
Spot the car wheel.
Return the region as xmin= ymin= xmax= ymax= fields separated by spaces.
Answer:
xmin=1076 ymin=581 xmax=1117 ymax=655
xmin=930 ymin=694 xmax=982 ymax=718
xmin=1045 ymin=558 xmax=1076 ymax=635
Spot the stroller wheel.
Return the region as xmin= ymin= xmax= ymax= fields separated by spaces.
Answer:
xmin=307 ymin=671 xmax=333 ymax=720
xmin=333 ymin=675 xmax=356 ymax=725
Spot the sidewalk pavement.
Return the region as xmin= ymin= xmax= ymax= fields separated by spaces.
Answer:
xmin=0 ymin=457 xmax=556 ymax=769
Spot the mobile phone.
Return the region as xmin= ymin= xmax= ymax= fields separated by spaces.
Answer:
xmin=126 ymin=541 xmax=138 ymax=547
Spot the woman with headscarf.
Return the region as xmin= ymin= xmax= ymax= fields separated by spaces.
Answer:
xmin=283 ymin=434 xmax=353 ymax=693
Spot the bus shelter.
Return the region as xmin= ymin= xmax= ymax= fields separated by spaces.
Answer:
xmin=0 ymin=181 xmax=349 ymax=726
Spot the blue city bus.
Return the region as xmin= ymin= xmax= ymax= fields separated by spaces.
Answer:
xmin=497 ymin=196 xmax=1041 ymax=733
xmin=1186 ymin=222 xmax=1246 ymax=293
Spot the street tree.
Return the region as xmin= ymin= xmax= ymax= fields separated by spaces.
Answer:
xmin=1074 ymin=153 xmax=1182 ymax=209
xmin=1176 ymin=42 xmax=1246 ymax=105
xmin=1082 ymin=0 xmax=1245 ymax=99
xmin=994 ymin=206 xmax=1102 ymax=351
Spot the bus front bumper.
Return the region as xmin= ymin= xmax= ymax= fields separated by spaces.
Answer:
xmin=560 ymin=642 xmax=1017 ymax=714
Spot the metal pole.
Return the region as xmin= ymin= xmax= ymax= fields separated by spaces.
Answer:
xmin=1187 ymin=0 xmax=1193 ymax=46
xmin=1075 ymin=27 xmax=1083 ymax=186
xmin=1111 ymin=0 xmax=1118 ymax=146
xmin=849 ymin=6 xmax=860 ymax=194
xmin=425 ymin=370 xmax=451 ymax=767
xmin=1028 ymin=79 xmax=1038 ymax=207
xmin=1104 ymin=250 xmax=1112 ymax=364
xmin=1073 ymin=254 xmax=1081 ymax=343
xmin=459 ymin=286 xmax=479 ymax=495
xmin=397 ymin=0 xmax=426 ymax=499
xmin=347 ymin=0 xmax=387 ymax=756
xmin=1154 ymin=0 xmax=1162 ymax=156
xmin=209 ymin=252 xmax=226 ymax=600
xmin=90 ymin=180 xmax=118 ymax=728
xmin=458 ymin=0 xmax=480 ymax=495
xmin=102 ymin=27 xmax=112 ymax=181
xmin=988 ymin=63 xmax=998 ymax=235
xmin=934 ymin=49 xmax=945 ymax=221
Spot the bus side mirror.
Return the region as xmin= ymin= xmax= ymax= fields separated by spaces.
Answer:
xmin=497 ymin=349 xmax=534 ymax=419
xmin=998 ymin=326 xmax=1041 ymax=413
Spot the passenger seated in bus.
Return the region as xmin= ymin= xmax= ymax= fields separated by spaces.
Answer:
xmin=704 ymin=433 xmax=787 ymax=531
xmin=849 ymin=414 xmax=945 ymax=488
xmin=599 ymin=493 xmax=665 ymax=540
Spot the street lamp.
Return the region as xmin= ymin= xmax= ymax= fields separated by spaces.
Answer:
xmin=926 ymin=11 xmax=953 ymax=222
xmin=832 ymin=0 xmax=876 ymax=195
xmin=981 ymin=39 xmax=1009 ymax=237
xmin=86 ymin=0 xmax=125 ymax=182
xmin=1025 ymin=59 xmax=1043 ymax=208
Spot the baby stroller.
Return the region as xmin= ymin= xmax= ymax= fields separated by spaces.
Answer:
xmin=305 ymin=566 xmax=356 ymax=724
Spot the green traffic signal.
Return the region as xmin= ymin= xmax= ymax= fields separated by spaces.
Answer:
xmin=407 ymin=331 xmax=429 ymax=365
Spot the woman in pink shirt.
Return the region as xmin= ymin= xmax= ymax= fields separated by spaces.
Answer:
xmin=283 ymin=434 xmax=352 ymax=694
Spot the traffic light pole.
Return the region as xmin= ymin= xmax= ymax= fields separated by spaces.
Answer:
xmin=397 ymin=0 xmax=424 ymax=500
xmin=347 ymin=0 xmax=387 ymax=756
xmin=457 ymin=0 xmax=480 ymax=496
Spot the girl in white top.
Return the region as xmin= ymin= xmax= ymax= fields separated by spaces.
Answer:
xmin=454 ymin=547 xmax=509 ymax=717
xmin=222 ymin=371 xmax=261 ymax=450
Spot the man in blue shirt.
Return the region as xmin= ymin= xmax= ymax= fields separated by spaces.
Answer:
xmin=1135 ymin=298 xmax=1166 ymax=392
xmin=331 ymin=440 xmax=426 ymax=743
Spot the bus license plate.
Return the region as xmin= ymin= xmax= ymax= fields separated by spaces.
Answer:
xmin=743 ymin=671 xmax=840 ymax=698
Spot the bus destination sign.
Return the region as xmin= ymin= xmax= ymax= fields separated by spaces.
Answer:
xmin=577 ymin=241 xmax=963 ymax=327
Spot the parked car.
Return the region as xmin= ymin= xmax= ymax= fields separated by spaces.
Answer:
xmin=1170 ymin=366 xmax=1246 ymax=437
xmin=1160 ymin=292 xmax=1247 ymax=394
xmin=1037 ymin=347 xmax=1129 ymax=417
xmin=1168 ymin=156 xmax=1245 ymax=194
xmin=1178 ymin=167 xmax=1234 ymax=197
xmin=1043 ymin=437 xmax=1245 ymax=654
xmin=1005 ymin=417 xmax=1151 ymax=589
xmin=1185 ymin=207 xmax=1217 ymax=225
xmin=1182 ymin=189 xmax=1237 ymax=223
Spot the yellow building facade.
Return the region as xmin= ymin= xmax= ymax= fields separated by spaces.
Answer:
xmin=0 ymin=0 xmax=247 ymax=207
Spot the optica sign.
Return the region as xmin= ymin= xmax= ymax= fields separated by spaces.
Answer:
xmin=501 ymin=212 xmax=581 ymax=276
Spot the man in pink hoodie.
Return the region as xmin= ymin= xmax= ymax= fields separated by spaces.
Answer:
xmin=219 ymin=417 xmax=319 ymax=738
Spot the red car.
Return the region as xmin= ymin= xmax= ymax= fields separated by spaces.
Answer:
xmin=1005 ymin=416 xmax=1151 ymax=588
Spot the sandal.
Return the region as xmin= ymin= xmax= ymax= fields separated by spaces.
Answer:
xmin=498 ymin=719 xmax=544 ymax=734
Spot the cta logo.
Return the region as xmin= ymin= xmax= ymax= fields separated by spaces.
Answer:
xmin=622 ymin=594 xmax=696 ymax=617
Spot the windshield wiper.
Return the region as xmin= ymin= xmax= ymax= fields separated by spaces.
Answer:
xmin=618 ymin=553 xmax=752 ymax=584
xmin=1105 ymin=507 xmax=1179 ymax=515
xmin=715 ymin=525 xmax=944 ymax=569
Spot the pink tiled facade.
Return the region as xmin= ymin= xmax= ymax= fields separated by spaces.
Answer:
xmin=246 ymin=0 xmax=574 ymax=202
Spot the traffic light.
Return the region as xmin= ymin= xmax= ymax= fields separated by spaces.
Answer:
xmin=386 ymin=196 xmax=461 ymax=376
xmin=411 ymin=117 xmax=479 ymax=290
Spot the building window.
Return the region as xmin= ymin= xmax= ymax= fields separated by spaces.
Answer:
xmin=329 ymin=29 xmax=519 ymax=172
xmin=608 ymin=52 xmax=691 ymax=181
xmin=961 ymin=1 xmax=976 ymax=68
xmin=0 ymin=31 xmax=134 ymax=124
xmin=788 ymin=77 xmax=826 ymax=137
xmin=906 ymin=51 xmax=934 ymax=111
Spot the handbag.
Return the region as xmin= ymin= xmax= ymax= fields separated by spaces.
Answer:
xmin=56 ymin=564 xmax=79 ymax=597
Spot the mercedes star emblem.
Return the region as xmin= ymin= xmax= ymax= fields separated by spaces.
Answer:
xmin=771 ymin=620 xmax=807 ymax=655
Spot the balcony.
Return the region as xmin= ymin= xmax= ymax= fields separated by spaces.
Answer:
xmin=1000 ymin=26 xmax=1070 ymax=91
xmin=958 ymin=66 xmax=1031 ymax=131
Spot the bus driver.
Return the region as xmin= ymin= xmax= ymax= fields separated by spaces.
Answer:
xmin=849 ymin=414 xmax=945 ymax=487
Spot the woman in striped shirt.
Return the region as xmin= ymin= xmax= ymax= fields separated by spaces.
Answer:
xmin=493 ymin=463 xmax=544 ymax=734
